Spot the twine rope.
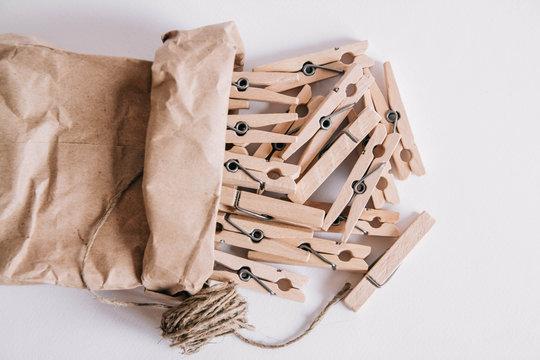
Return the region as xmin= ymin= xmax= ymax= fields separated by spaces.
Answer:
xmin=80 ymin=171 xmax=351 ymax=354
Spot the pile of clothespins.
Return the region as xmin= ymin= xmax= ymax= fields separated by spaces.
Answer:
xmin=213 ymin=42 xmax=435 ymax=311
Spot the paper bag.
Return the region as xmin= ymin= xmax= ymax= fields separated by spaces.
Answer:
xmin=142 ymin=23 xmax=244 ymax=294
xmin=0 ymin=22 xmax=244 ymax=295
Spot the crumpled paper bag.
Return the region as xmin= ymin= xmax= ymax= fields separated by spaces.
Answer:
xmin=142 ymin=23 xmax=244 ymax=294
xmin=0 ymin=22 xmax=244 ymax=295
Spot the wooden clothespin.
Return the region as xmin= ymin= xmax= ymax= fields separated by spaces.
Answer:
xmin=220 ymin=186 xmax=325 ymax=229
xmin=306 ymin=201 xmax=400 ymax=237
xmin=216 ymin=211 xmax=314 ymax=238
xmin=226 ymin=113 xmax=298 ymax=145
xmin=346 ymin=107 xmax=401 ymax=209
xmin=367 ymin=64 xmax=425 ymax=180
xmin=343 ymin=211 xmax=435 ymax=311
xmin=223 ymin=150 xmax=300 ymax=194
xmin=325 ymin=126 xmax=401 ymax=242
xmin=253 ymin=41 xmax=369 ymax=73
xmin=212 ymin=250 xmax=309 ymax=302
xmin=296 ymin=70 xmax=375 ymax=173
xmin=248 ymin=236 xmax=370 ymax=272
xmin=279 ymin=63 xmax=368 ymax=160
xmin=215 ymin=212 xmax=310 ymax=262
xmin=320 ymin=124 xmax=387 ymax=230
xmin=288 ymin=107 xmax=380 ymax=204
xmin=230 ymin=72 xmax=300 ymax=105
xmin=263 ymin=54 xmax=374 ymax=93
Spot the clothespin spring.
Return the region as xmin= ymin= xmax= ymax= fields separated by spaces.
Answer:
xmin=318 ymin=128 xmax=359 ymax=158
xmin=298 ymin=243 xmax=336 ymax=270
xmin=385 ymin=110 xmax=400 ymax=133
xmin=224 ymin=213 xmax=265 ymax=243
xmin=232 ymin=77 xmax=250 ymax=91
xmin=224 ymin=159 xmax=265 ymax=193
xmin=332 ymin=215 xmax=368 ymax=235
xmin=301 ymin=62 xmax=345 ymax=76
xmin=351 ymin=163 xmax=385 ymax=196
xmin=227 ymin=121 xmax=249 ymax=136
xmin=237 ymin=266 xmax=275 ymax=295
xmin=234 ymin=191 xmax=273 ymax=220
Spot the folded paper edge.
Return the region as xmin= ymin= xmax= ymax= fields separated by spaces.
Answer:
xmin=141 ymin=22 xmax=245 ymax=295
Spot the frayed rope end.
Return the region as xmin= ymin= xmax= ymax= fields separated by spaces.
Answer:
xmin=160 ymin=281 xmax=252 ymax=355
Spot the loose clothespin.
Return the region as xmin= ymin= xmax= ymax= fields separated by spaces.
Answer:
xmin=212 ymin=250 xmax=309 ymax=302
xmin=254 ymin=42 xmax=372 ymax=93
xmin=343 ymin=211 xmax=435 ymax=311
xmin=324 ymin=126 xmax=401 ymax=242
xmin=296 ymin=70 xmax=375 ymax=173
xmin=367 ymin=64 xmax=426 ymax=180
xmin=279 ymin=63 xmax=368 ymax=160
xmin=288 ymin=107 xmax=380 ymax=205
xmin=226 ymin=113 xmax=298 ymax=145
xmin=258 ymin=42 xmax=374 ymax=93
xmin=215 ymin=212 xmax=310 ymax=262
xmin=220 ymin=186 xmax=325 ymax=229
xmin=230 ymin=72 xmax=300 ymax=105
xmin=248 ymin=236 xmax=370 ymax=272
xmin=222 ymin=150 xmax=300 ymax=194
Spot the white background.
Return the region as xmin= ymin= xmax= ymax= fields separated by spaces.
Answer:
xmin=1 ymin=1 xmax=539 ymax=359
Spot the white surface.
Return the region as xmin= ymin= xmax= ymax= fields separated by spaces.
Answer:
xmin=1 ymin=0 xmax=539 ymax=359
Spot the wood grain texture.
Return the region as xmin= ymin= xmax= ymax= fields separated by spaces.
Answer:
xmin=232 ymin=71 xmax=300 ymax=85
xmin=288 ymin=107 xmax=380 ymax=204
xmin=227 ymin=113 xmax=298 ymax=127
xmin=248 ymin=251 xmax=368 ymax=272
xmin=214 ymin=250 xmax=309 ymax=289
xmin=385 ymin=62 xmax=425 ymax=177
xmin=226 ymin=128 xmax=296 ymax=144
xmin=220 ymin=187 xmax=325 ymax=229
xmin=215 ymin=231 xmax=309 ymax=262
xmin=253 ymin=85 xmax=314 ymax=159
xmin=210 ymin=270 xmax=306 ymax=302
xmin=265 ymin=54 xmax=374 ymax=92
xmin=229 ymin=99 xmax=250 ymax=110
xmin=280 ymin=63 xmax=366 ymax=160
xmin=297 ymin=71 xmax=374 ymax=173
xmin=340 ymin=133 xmax=401 ymax=242
xmin=322 ymin=124 xmax=387 ymax=230
xmin=253 ymin=41 xmax=368 ymax=72
xmin=216 ymin=212 xmax=314 ymax=239
xmin=230 ymin=86 xmax=299 ymax=104
xmin=343 ymin=211 xmax=435 ymax=311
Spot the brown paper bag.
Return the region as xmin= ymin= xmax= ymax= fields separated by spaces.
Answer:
xmin=142 ymin=23 xmax=244 ymax=294
xmin=0 ymin=22 xmax=244 ymax=295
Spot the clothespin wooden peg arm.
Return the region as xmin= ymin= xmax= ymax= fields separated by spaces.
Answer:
xmin=343 ymin=211 xmax=436 ymax=311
